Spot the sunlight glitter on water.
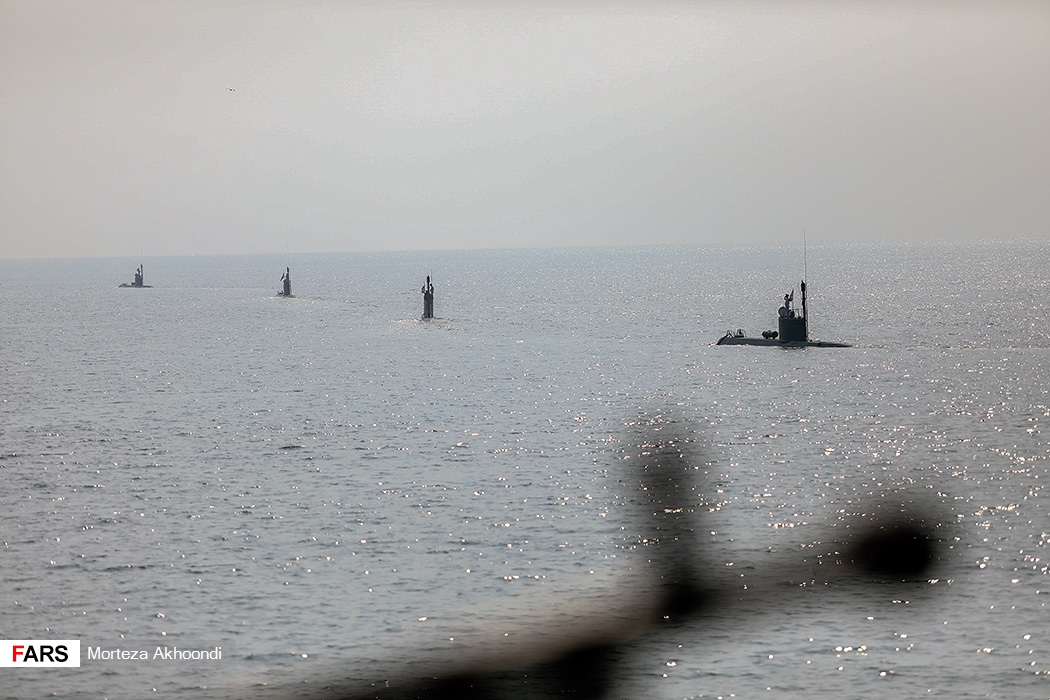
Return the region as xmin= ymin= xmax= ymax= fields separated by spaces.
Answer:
xmin=3 ymin=244 xmax=1050 ymax=699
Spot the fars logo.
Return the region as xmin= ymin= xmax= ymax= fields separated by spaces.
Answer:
xmin=0 ymin=640 xmax=80 ymax=667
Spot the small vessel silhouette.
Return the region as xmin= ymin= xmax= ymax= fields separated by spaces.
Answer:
xmin=716 ymin=279 xmax=849 ymax=348
xmin=118 ymin=264 xmax=150 ymax=288
xmin=277 ymin=267 xmax=292 ymax=297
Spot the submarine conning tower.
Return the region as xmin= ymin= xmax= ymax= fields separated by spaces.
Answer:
xmin=777 ymin=280 xmax=808 ymax=342
xmin=421 ymin=275 xmax=434 ymax=319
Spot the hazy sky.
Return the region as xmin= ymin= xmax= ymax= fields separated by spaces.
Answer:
xmin=2 ymin=1 xmax=1047 ymax=259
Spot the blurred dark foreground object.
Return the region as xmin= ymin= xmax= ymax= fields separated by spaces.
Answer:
xmin=271 ymin=417 xmax=947 ymax=700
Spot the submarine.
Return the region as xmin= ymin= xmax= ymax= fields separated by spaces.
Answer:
xmin=716 ymin=280 xmax=850 ymax=348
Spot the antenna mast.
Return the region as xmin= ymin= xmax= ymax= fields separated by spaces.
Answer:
xmin=803 ymin=229 xmax=808 ymax=281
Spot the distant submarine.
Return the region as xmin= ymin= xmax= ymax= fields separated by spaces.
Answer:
xmin=716 ymin=280 xmax=850 ymax=347
xmin=118 ymin=264 xmax=150 ymax=288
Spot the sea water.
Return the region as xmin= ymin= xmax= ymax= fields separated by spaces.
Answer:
xmin=1 ymin=242 xmax=1048 ymax=699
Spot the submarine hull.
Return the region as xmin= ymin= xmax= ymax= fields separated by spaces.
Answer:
xmin=716 ymin=334 xmax=850 ymax=348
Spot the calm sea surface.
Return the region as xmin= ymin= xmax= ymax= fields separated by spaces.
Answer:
xmin=2 ymin=242 xmax=1049 ymax=699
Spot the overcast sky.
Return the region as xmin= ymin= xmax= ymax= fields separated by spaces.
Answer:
xmin=1 ymin=1 xmax=1047 ymax=259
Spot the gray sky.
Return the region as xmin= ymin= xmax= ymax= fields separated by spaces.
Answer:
xmin=2 ymin=1 xmax=1047 ymax=259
